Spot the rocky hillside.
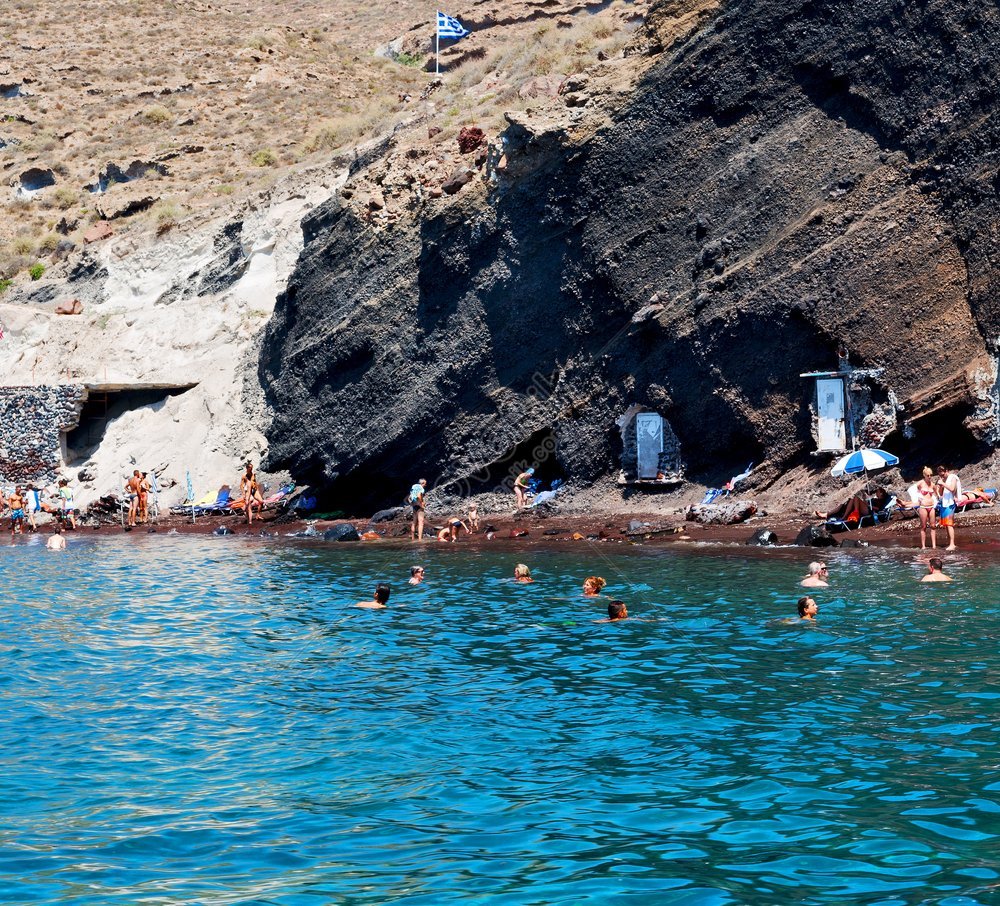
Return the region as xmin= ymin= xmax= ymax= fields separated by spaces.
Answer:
xmin=260 ymin=0 xmax=1000 ymax=511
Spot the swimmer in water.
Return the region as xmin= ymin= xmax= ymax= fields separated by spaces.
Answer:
xmin=46 ymin=525 xmax=66 ymax=550
xmin=595 ymin=600 xmax=628 ymax=623
xmin=797 ymin=596 xmax=818 ymax=621
xmin=801 ymin=561 xmax=829 ymax=588
xmin=582 ymin=576 xmax=607 ymax=596
xmin=921 ymin=557 xmax=953 ymax=582
xmin=514 ymin=563 xmax=534 ymax=583
xmin=409 ymin=566 xmax=425 ymax=585
xmin=356 ymin=583 xmax=391 ymax=609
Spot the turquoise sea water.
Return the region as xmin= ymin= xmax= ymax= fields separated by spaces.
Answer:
xmin=2 ymin=535 xmax=999 ymax=905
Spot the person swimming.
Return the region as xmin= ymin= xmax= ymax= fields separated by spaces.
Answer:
xmin=921 ymin=557 xmax=953 ymax=583
xmin=595 ymin=600 xmax=628 ymax=623
xmin=514 ymin=564 xmax=534 ymax=583
xmin=797 ymin=596 xmax=818 ymax=620
xmin=356 ymin=583 xmax=391 ymax=609
xmin=801 ymin=562 xmax=829 ymax=588
xmin=583 ymin=576 xmax=607 ymax=596
xmin=409 ymin=566 xmax=425 ymax=585
xmin=46 ymin=525 xmax=66 ymax=550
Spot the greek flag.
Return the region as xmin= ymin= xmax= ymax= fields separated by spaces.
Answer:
xmin=437 ymin=11 xmax=469 ymax=39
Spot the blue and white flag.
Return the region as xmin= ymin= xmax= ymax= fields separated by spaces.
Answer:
xmin=437 ymin=11 xmax=470 ymax=39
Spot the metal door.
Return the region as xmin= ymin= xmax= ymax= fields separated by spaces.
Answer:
xmin=636 ymin=413 xmax=663 ymax=479
xmin=816 ymin=378 xmax=846 ymax=451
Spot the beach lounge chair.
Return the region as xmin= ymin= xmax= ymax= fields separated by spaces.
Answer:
xmin=193 ymin=486 xmax=233 ymax=515
xmin=171 ymin=489 xmax=217 ymax=515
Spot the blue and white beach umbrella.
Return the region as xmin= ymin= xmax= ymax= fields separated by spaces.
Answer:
xmin=831 ymin=448 xmax=899 ymax=477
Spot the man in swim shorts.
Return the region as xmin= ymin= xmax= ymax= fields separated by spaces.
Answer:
xmin=801 ymin=562 xmax=829 ymax=588
xmin=936 ymin=465 xmax=960 ymax=551
xmin=409 ymin=478 xmax=427 ymax=541
xmin=58 ymin=479 xmax=77 ymax=530
xmin=921 ymin=557 xmax=953 ymax=582
xmin=8 ymin=487 xmax=25 ymax=535
xmin=797 ymin=596 xmax=818 ymax=620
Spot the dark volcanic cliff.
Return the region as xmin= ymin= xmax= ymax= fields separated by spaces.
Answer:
xmin=260 ymin=0 xmax=1000 ymax=510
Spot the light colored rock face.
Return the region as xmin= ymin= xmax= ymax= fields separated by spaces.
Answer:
xmin=0 ymin=167 xmax=344 ymax=507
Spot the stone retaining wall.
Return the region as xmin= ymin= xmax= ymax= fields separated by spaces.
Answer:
xmin=0 ymin=385 xmax=85 ymax=485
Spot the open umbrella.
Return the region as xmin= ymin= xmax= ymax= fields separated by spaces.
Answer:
xmin=831 ymin=448 xmax=899 ymax=499
xmin=830 ymin=448 xmax=899 ymax=477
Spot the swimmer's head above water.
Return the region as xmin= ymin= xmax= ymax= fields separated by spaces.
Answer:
xmin=514 ymin=563 xmax=533 ymax=582
xmin=583 ymin=576 xmax=607 ymax=596
xmin=607 ymin=600 xmax=627 ymax=621
xmin=797 ymin=596 xmax=818 ymax=620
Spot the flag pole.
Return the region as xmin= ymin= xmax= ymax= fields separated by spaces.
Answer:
xmin=435 ymin=14 xmax=440 ymax=75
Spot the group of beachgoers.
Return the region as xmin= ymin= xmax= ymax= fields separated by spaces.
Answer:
xmin=407 ymin=469 xmax=539 ymax=542
xmin=356 ymin=565 xmax=629 ymax=622
xmin=796 ymin=554 xmax=952 ymax=622
xmin=0 ymin=480 xmax=77 ymax=537
xmin=816 ymin=464 xmax=996 ymax=549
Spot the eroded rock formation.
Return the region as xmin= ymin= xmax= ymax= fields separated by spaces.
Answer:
xmin=261 ymin=0 xmax=1000 ymax=509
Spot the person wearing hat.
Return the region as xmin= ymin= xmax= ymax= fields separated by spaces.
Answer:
xmin=514 ymin=467 xmax=535 ymax=509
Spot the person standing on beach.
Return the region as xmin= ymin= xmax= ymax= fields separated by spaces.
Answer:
xmin=409 ymin=478 xmax=427 ymax=541
xmin=8 ymin=487 xmax=25 ymax=535
xmin=468 ymin=504 xmax=479 ymax=532
xmin=138 ymin=472 xmax=151 ymax=524
xmin=936 ymin=465 xmax=960 ymax=551
xmin=58 ymin=479 xmax=77 ymax=530
xmin=25 ymin=484 xmax=43 ymax=532
xmin=921 ymin=557 xmax=953 ymax=582
xmin=514 ymin=468 xmax=534 ymax=509
xmin=915 ymin=467 xmax=938 ymax=550
xmin=240 ymin=462 xmax=263 ymax=525
xmin=126 ymin=470 xmax=142 ymax=527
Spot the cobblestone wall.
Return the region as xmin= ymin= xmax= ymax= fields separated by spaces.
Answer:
xmin=0 ymin=385 xmax=85 ymax=485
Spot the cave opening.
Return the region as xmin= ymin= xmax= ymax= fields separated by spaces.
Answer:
xmin=64 ymin=384 xmax=196 ymax=464
xmin=882 ymin=403 xmax=987 ymax=476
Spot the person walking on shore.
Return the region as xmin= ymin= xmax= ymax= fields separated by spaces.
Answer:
xmin=58 ymin=479 xmax=77 ymax=530
xmin=916 ymin=467 xmax=938 ymax=550
xmin=409 ymin=478 xmax=427 ymax=541
xmin=8 ymin=487 xmax=25 ymax=535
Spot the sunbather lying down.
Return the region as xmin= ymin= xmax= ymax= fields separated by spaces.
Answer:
xmin=814 ymin=488 xmax=892 ymax=522
xmin=957 ymin=487 xmax=996 ymax=507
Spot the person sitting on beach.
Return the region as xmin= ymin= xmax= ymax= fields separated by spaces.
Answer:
xmin=595 ymin=600 xmax=628 ymax=623
xmin=813 ymin=487 xmax=891 ymax=523
xmin=797 ymin=596 xmax=818 ymax=620
xmin=8 ymin=487 xmax=25 ymax=535
xmin=46 ymin=525 xmax=66 ymax=551
xmin=514 ymin=563 xmax=534 ymax=583
xmin=801 ymin=562 xmax=829 ymax=587
xmin=514 ymin=468 xmax=534 ymax=510
xmin=921 ymin=557 xmax=952 ymax=582
xmin=583 ymin=576 xmax=607 ymax=596
xmin=915 ymin=466 xmax=938 ymax=550
xmin=356 ymin=583 xmax=391 ymax=609
xmin=409 ymin=566 xmax=425 ymax=585
xmin=468 ymin=504 xmax=479 ymax=532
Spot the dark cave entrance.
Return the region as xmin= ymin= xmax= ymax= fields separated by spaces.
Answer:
xmin=882 ymin=403 xmax=987 ymax=477
xmin=64 ymin=384 xmax=196 ymax=463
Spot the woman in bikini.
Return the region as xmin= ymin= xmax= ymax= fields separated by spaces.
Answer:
xmin=915 ymin=466 xmax=938 ymax=550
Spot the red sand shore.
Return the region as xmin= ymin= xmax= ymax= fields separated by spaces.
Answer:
xmin=26 ymin=505 xmax=1000 ymax=552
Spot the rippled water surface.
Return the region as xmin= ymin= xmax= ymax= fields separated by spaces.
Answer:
xmin=2 ymin=535 xmax=1000 ymax=904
